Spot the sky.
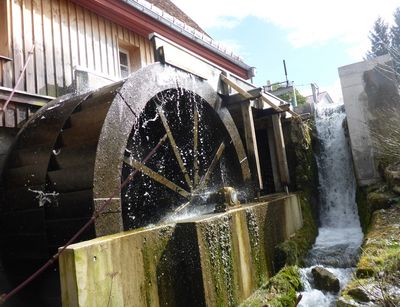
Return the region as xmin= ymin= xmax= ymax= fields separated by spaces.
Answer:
xmin=171 ymin=0 xmax=399 ymax=102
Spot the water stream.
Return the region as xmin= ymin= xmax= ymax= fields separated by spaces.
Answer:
xmin=298 ymin=101 xmax=364 ymax=306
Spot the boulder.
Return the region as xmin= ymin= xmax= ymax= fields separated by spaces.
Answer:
xmin=367 ymin=190 xmax=396 ymax=211
xmin=336 ymin=298 xmax=359 ymax=307
xmin=311 ymin=266 xmax=340 ymax=293
xmin=384 ymin=162 xmax=400 ymax=195
xmin=348 ymin=287 xmax=370 ymax=302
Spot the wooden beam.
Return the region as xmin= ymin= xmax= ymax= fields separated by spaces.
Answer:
xmin=123 ymin=158 xmax=191 ymax=199
xmin=272 ymin=114 xmax=290 ymax=186
xmin=157 ymin=107 xmax=193 ymax=190
xmin=260 ymin=93 xmax=299 ymax=118
xmin=198 ymin=141 xmax=225 ymax=190
xmin=266 ymin=119 xmax=282 ymax=192
xmin=193 ymin=106 xmax=199 ymax=186
xmin=220 ymin=74 xmax=299 ymax=118
xmin=223 ymin=88 xmax=263 ymax=105
xmin=241 ymin=101 xmax=263 ymax=190
xmin=0 ymin=86 xmax=53 ymax=101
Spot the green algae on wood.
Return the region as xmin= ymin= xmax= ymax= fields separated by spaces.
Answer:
xmin=274 ymin=194 xmax=318 ymax=268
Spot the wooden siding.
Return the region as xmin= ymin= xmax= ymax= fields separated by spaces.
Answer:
xmin=0 ymin=0 xmax=154 ymax=97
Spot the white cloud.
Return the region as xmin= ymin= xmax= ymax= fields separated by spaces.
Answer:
xmin=172 ymin=0 xmax=399 ymax=57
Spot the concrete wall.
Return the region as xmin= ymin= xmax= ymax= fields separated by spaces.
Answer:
xmin=59 ymin=194 xmax=303 ymax=307
xmin=338 ymin=55 xmax=398 ymax=186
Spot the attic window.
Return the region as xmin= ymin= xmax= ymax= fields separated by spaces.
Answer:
xmin=119 ymin=49 xmax=130 ymax=78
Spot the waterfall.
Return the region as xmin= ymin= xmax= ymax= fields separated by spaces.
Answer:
xmin=298 ymin=100 xmax=363 ymax=306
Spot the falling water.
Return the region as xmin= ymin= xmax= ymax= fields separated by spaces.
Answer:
xmin=298 ymin=100 xmax=363 ymax=306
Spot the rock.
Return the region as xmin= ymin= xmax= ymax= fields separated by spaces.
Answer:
xmin=384 ymin=162 xmax=400 ymax=193
xmin=348 ymin=287 xmax=370 ymax=302
xmin=367 ymin=191 xmax=396 ymax=211
xmin=311 ymin=266 xmax=340 ymax=293
xmin=336 ymin=297 xmax=359 ymax=307
xmin=393 ymin=185 xmax=400 ymax=195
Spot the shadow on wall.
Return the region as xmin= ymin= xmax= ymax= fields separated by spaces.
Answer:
xmin=361 ymin=60 xmax=400 ymax=167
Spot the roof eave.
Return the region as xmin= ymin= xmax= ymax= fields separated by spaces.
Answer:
xmin=72 ymin=0 xmax=252 ymax=79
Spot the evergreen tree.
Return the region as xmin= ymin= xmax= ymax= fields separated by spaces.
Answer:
xmin=390 ymin=8 xmax=400 ymax=52
xmin=367 ymin=17 xmax=390 ymax=58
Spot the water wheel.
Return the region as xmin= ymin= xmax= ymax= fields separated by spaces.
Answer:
xmin=0 ymin=63 xmax=250 ymax=303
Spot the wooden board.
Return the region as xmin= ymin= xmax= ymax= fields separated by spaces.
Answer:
xmin=43 ymin=0 xmax=56 ymax=96
xmin=2 ymin=0 xmax=154 ymax=96
xmin=272 ymin=114 xmax=290 ymax=185
xmin=241 ymin=101 xmax=263 ymax=190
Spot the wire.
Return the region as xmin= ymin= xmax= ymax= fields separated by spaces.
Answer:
xmin=0 ymin=133 xmax=168 ymax=305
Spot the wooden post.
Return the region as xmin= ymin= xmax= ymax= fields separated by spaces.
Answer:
xmin=272 ymin=114 xmax=290 ymax=186
xmin=266 ymin=119 xmax=282 ymax=192
xmin=241 ymin=101 xmax=263 ymax=191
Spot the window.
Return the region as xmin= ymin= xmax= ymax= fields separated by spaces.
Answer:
xmin=0 ymin=0 xmax=12 ymax=59
xmin=118 ymin=41 xmax=141 ymax=79
xmin=119 ymin=49 xmax=130 ymax=78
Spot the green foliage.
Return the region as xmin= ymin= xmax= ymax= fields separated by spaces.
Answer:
xmin=367 ymin=17 xmax=390 ymax=58
xmin=278 ymin=89 xmax=307 ymax=106
xmin=340 ymin=203 xmax=400 ymax=306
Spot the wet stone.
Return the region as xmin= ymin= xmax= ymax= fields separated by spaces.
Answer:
xmin=311 ymin=266 xmax=340 ymax=293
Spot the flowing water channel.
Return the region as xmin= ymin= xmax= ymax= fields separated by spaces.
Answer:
xmin=298 ymin=101 xmax=364 ymax=306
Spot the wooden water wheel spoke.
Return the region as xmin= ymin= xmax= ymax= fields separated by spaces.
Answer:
xmin=193 ymin=106 xmax=199 ymax=187
xmin=157 ymin=107 xmax=193 ymax=191
xmin=173 ymin=200 xmax=191 ymax=214
xmin=198 ymin=141 xmax=226 ymax=190
xmin=124 ymin=158 xmax=191 ymax=199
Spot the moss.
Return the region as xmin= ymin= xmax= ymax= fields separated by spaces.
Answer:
xmin=274 ymin=195 xmax=318 ymax=268
xmin=199 ymin=216 xmax=237 ymax=307
xmin=246 ymin=209 xmax=270 ymax=286
xmin=356 ymin=184 xmax=400 ymax=233
xmin=283 ymin=117 xmax=320 ymax=221
xmin=241 ymin=118 xmax=319 ymax=306
xmin=274 ymin=118 xmax=319 ymax=269
xmin=356 ymin=186 xmax=372 ymax=233
xmin=339 ymin=204 xmax=400 ymax=305
xmin=240 ymin=266 xmax=302 ymax=307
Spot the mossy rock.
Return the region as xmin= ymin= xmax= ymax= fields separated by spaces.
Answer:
xmin=355 ymin=266 xmax=375 ymax=278
xmin=367 ymin=191 xmax=397 ymax=211
xmin=384 ymin=161 xmax=400 ymax=186
xmin=336 ymin=297 xmax=359 ymax=307
xmin=347 ymin=287 xmax=370 ymax=302
xmin=339 ymin=205 xmax=400 ymax=306
xmin=311 ymin=266 xmax=340 ymax=293
xmin=241 ymin=266 xmax=302 ymax=307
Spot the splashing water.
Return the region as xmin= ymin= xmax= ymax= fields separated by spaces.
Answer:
xmin=299 ymin=100 xmax=363 ymax=306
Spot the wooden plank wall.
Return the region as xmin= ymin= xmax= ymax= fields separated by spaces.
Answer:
xmin=0 ymin=0 xmax=154 ymax=97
